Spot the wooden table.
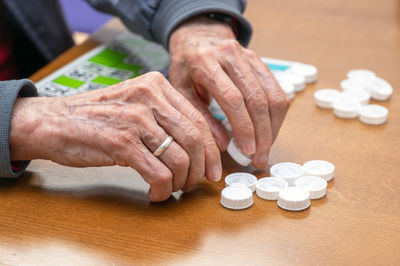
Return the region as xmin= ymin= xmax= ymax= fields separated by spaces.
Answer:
xmin=1 ymin=0 xmax=399 ymax=264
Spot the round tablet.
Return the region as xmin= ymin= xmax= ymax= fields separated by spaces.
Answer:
xmin=303 ymin=160 xmax=335 ymax=181
xmin=342 ymin=89 xmax=371 ymax=105
xmin=314 ymin=88 xmax=342 ymax=109
xmin=347 ymin=69 xmax=376 ymax=80
xmin=370 ymin=77 xmax=393 ymax=101
xmin=280 ymin=82 xmax=296 ymax=100
xmin=286 ymin=73 xmax=306 ymax=92
xmin=278 ymin=187 xmax=311 ymax=211
xmin=290 ymin=64 xmax=318 ymax=83
xmin=270 ymin=162 xmax=304 ymax=186
xmin=227 ymin=139 xmax=252 ymax=167
xmin=220 ymin=185 xmax=253 ymax=210
xmin=225 ymin=172 xmax=257 ymax=192
xmin=340 ymin=78 xmax=372 ymax=92
xmin=256 ymin=177 xmax=289 ymax=200
xmin=295 ymin=176 xmax=327 ymax=199
xmin=358 ymin=104 xmax=388 ymax=125
xmin=332 ymin=98 xmax=362 ymax=119
xmin=275 ymin=71 xmax=306 ymax=92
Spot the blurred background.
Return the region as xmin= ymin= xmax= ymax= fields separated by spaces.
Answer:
xmin=59 ymin=0 xmax=111 ymax=44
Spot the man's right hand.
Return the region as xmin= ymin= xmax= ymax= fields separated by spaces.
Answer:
xmin=9 ymin=72 xmax=222 ymax=201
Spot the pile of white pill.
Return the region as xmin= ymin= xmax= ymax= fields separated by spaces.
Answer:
xmin=272 ymin=63 xmax=318 ymax=100
xmin=314 ymin=69 xmax=392 ymax=125
xmin=220 ymin=160 xmax=334 ymax=211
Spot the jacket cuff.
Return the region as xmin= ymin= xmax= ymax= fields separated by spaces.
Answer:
xmin=0 ymin=79 xmax=37 ymax=178
xmin=152 ymin=0 xmax=253 ymax=49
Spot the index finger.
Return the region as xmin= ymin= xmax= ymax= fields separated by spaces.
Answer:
xmin=190 ymin=58 xmax=256 ymax=155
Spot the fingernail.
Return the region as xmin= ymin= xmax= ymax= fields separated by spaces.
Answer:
xmin=210 ymin=165 xmax=222 ymax=182
xmin=245 ymin=139 xmax=256 ymax=155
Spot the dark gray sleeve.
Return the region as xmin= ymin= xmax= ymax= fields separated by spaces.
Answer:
xmin=85 ymin=0 xmax=252 ymax=48
xmin=0 ymin=80 xmax=38 ymax=178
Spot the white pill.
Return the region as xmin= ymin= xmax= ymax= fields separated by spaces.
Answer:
xmin=270 ymin=162 xmax=304 ymax=186
xmin=370 ymin=77 xmax=393 ymax=101
xmin=347 ymin=69 xmax=376 ymax=80
xmin=303 ymin=160 xmax=335 ymax=182
xmin=342 ymin=89 xmax=371 ymax=105
xmin=227 ymin=139 xmax=252 ymax=167
xmin=333 ymin=98 xmax=362 ymax=119
xmin=278 ymin=187 xmax=311 ymax=211
xmin=256 ymin=177 xmax=289 ymax=200
xmin=358 ymin=104 xmax=388 ymax=125
xmin=340 ymin=78 xmax=372 ymax=92
xmin=275 ymin=71 xmax=306 ymax=92
xmin=314 ymin=88 xmax=342 ymax=109
xmin=220 ymin=185 xmax=253 ymax=210
xmin=225 ymin=172 xmax=257 ymax=192
xmin=295 ymin=176 xmax=327 ymax=199
xmin=290 ymin=64 xmax=318 ymax=83
xmin=280 ymin=82 xmax=296 ymax=100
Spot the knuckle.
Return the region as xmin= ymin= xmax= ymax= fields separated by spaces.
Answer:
xmin=147 ymin=71 xmax=166 ymax=82
xmin=157 ymin=171 xmax=173 ymax=186
xmin=137 ymin=71 xmax=168 ymax=91
xmin=244 ymin=48 xmax=258 ymax=59
xmin=130 ymin=83 xmax=153 ymax=100
xmin=187 ymin=49 xmax=211 ymax=66
xmin=131 ymin=105 xmax=150 ymax=123
xmin=221 ymin=39 xmax=241 ymax=52
xmin=246 ymin=91 xmax=269 ymax=108
xmin=270 ymin=91 xmax=291 ymax=111
xmin=222 ymin=89 xmax=243 ymax=109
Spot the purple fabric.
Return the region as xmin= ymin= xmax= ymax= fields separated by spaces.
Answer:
xmin=59 ymin=0 xmax=111 ymax=33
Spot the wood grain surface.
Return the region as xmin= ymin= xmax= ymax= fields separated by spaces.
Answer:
xmin=2 ymin=0 xmax=400 ymax=265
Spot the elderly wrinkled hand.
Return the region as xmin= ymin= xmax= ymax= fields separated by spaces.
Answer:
xmin=9 ymin=72 xmax=221 ymax=202
xmin=169 ymin=16 xmax=291 ymax=169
